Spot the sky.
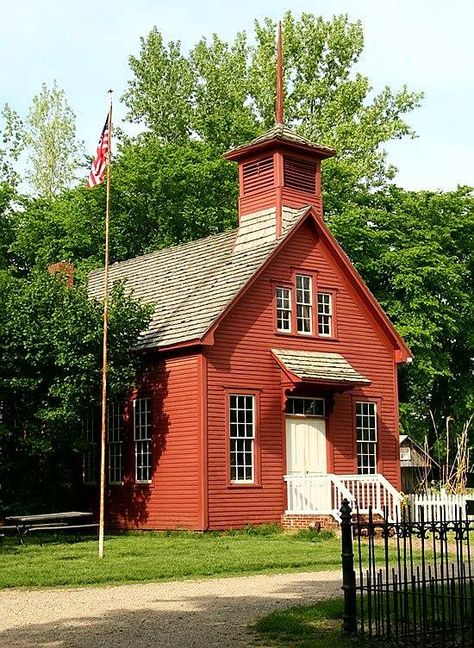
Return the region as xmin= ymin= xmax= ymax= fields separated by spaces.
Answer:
xmin=0 ymin=0 xmax=472 ymax=191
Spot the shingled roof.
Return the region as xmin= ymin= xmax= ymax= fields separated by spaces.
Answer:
xmin=272 ymin=349 xmax=371 ymax=385
xmin=225 ymin=123 xmax=335 ymax=160
xmin=88 ymin=206 xmax=309 ymax=350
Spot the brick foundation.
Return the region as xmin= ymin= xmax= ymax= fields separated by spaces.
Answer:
xmin=281 ymin=513 xmax=340 ymax=531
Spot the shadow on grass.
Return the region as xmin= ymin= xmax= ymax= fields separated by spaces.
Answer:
xmin=0 ymin=575 xmax=341 ymax=648
xmin=253 ymin=597 xmax=353 ymax=648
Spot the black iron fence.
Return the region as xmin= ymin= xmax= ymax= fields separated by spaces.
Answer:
xmin=340 ymin=499 xmax=474 ymax=647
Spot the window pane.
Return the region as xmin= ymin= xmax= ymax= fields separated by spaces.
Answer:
xmin=356 ymin=402 xmax=377 ymax=474
xmin=286 ymin=397 xmax=325 ymax=417
xmin=295 ymin=275 xmax=312 ymax=334
xmin=276 ymin=287 xmax=291 ymax=332
xmin=317 ymin=292 xmax=332 ymax=336
xmin=107 ymin=401 xmax=123 ymax=483
xmin=134 ymin=398 xmax=152 ymax=481
xmin=229 ymin=395 xmax=255 ymax=482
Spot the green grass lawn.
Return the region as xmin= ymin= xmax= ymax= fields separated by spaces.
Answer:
xmin=0 ymin=526 xmax=343 ymax=589
xmin=253 ymin=597 xmax=355 ymax=648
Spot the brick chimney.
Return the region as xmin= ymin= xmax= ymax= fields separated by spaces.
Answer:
xmin=47 ymin=261 xmax=74 ymax=288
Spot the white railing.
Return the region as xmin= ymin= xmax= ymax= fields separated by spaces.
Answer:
xmin=284 ymin=473 xmax=354 ymax=518
xmin=337 ymin=474 xmax=402 ymax=521
xmin=408 ymin=492 xmax=468 ymax=522
xmin=284 ymin=473 xmax=402 ymax=521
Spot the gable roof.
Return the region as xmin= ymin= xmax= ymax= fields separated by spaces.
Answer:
xmin=88 ymin=207 xmax=308 ymax=350
xmin=88 ymin=205 xmax=411 ymax=361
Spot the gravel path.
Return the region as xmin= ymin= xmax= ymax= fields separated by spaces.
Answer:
xmin=0 ymin=570 xmax=341 ymax=647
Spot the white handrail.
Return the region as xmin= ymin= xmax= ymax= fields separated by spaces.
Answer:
xmin=284 ymin=473 xmax=402 ymax=522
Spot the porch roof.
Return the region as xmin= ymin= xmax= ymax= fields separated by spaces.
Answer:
xmin=271 ymin=349 xmax=371 ymax=386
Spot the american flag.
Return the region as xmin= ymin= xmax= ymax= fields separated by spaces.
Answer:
xmin=86 ymin=114 xmax=110 ymax=188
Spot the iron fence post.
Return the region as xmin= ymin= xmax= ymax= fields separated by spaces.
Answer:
xmin=340 ymin=498 xmax=357 ymax=634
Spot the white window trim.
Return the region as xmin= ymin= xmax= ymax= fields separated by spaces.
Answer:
xmin=295 ymin=274 xmax=313 ymax=335
xmin=317 ymin=292 xmax=333 ymax=337
xmin=286 ymin=396 xmax=326 ymax=418
xmin=276 ymin=286 xmax=292 ymax=332
xmin=229 ymin=394 xmax=255 ymax=484
xmin=107 ymin=401 xmax=124 ymax=485
xmin=133 ymin=398 xmax=152 ymax=484
xmin=356 ymin=401 xmax=378 ymax=475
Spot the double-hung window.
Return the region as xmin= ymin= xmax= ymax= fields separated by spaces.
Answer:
xmin=296 ymin=274 xmax=312 ymax=334
xmin=107 ymin=401 xmax=123 ymax=485
xmin=229 ymin=394 xmax=255 ymax=483
xmin=134 ymin=397 xmax=152 ymax=483
xmin=276 ymin=287 xmax=291 ymax=332
xmin=356 ymin=402 xmax=377 ymax=475
xmin=317 ymin=292 xmax=332 ymax=336
xmin=83 ymin=410 xmax=98 ymax=485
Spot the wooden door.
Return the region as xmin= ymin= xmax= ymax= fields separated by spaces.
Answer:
xmin=286 ymin=417 xmax=327 ymax=474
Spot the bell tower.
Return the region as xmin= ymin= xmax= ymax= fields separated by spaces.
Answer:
xmin=224 ymin=22 xmax=335 ymax=238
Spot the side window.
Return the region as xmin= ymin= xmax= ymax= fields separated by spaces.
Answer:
xmin=107 ymin=401 xmax=124 ymax=484
xmin=133 ymin=397 xmax=152 ymax=483
xmin=356 ymin=402 xmax=377 ymax=475
xmin=229 ymin=394 xmax=255 ymax=483
xmin=276 ymin=287 xmax=292 ymax=332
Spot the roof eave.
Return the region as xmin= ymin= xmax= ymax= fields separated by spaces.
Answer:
xmin=312 ymin=214 xmax=413 ymax=362
xmin=224 ymin=138 xmax=336 ymax=162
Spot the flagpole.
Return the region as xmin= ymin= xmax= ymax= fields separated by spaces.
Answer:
xmin=98 ymin=90 xmax=113 ymax=559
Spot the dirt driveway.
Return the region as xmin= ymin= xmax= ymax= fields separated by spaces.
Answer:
xmin=0 ymin=570 xmax=341 ymax=647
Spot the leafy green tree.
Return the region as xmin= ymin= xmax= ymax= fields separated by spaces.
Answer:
xmin=124 ymin=28 xmax=194 ymax=144
xmin=0 ymin=104 xmax=24 ymax=186
xmin=0 ymin=182 xmax=19 ymax=270
xmin=0 ymin=270 xmax=152 ymax=512
xmin=22 ymin=82 xmax=84 ymax=198
xmin=329 ymin=186 xmax=474 ymax=441
xmin=8 ymin=139 xmax=238 ymax=272
xmin=123 ymin=12 xmax=422 ymax=198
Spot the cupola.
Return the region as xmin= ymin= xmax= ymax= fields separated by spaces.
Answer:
xmin=224 ymin=23 xmax=335 ymax=239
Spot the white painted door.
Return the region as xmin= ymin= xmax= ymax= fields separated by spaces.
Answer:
xmin=286 ymin=417 xmax=327 ymax=474
xmin=285 ymin=417 xmax=328 ymax=512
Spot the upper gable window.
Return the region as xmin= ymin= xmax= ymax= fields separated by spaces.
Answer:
xmin=276 ymin=287 xmax=291 ymax=332
xmin=295 ymin=274 xmax=312 ymax=334
xmin=317 ymin=292 xmax=332 ymax=336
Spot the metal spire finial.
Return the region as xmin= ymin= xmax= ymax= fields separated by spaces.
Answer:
xmin=275 ymin=21 xmax=284 ymax=124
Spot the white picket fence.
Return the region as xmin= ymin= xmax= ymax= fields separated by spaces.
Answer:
xmin=408 ymin=491 xmax=469 ymax=522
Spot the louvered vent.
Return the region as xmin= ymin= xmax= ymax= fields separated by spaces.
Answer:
xmin=284 ymin=157 xmax=317 ymax=193
xmin=242 ymin=157 xmax=274 ymax=194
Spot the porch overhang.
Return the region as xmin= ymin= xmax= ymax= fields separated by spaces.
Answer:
xmin=271 ymin=348 xmax=371 ymax=388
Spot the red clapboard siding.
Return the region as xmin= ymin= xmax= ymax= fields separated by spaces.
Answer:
xmin=205 ymin=219 xmax=400 ymax=530
xmin=106 ymin=353 xmax=201 ymax=530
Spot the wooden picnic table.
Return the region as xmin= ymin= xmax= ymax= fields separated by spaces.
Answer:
xmin=5 ymin=511 xmax=94 ymax=543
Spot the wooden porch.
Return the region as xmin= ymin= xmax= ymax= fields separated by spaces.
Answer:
xmin=284 ymin=473 xmax=402 ymax=522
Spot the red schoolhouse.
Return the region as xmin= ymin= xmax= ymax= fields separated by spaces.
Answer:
xmin=87 ymin=120 xmax=411 ymax=530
